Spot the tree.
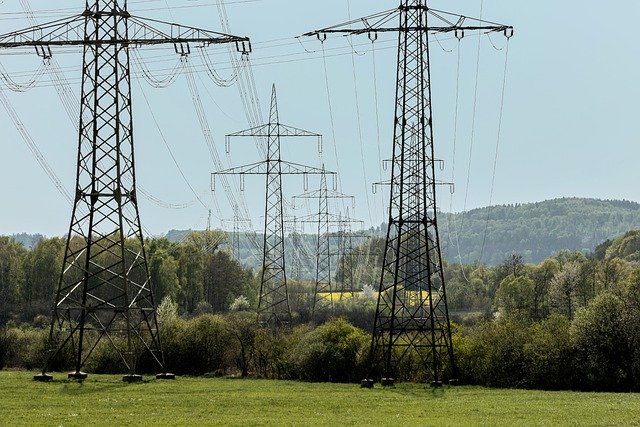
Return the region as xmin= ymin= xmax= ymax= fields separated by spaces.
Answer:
xmin=548 ymin=261 xmax=582 ymax=319
xmin=20 ymin=237 xmax=64 ymax=321
xmin=148 ymin=245 xmax=180 ymax=303
xmin=226 ymin=311 xmax=258 ymax=377
xmin=494 ymin=274 xmax=535 ymax=317
xmin=529 ymin=258 xmax=559 ymax=320
xmin=203 ymin=251 xmax=249 ymax=312
xmin=0 ymin=237 xmax=27 ymax=324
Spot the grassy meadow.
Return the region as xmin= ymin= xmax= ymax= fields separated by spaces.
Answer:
xmin=1 ymin=371 xmax=640 ymax=426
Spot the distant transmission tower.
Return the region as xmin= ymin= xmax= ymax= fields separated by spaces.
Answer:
xmin=292 ymin=169 xmax=359 ymax=312
xmin=213 ymin=85 xmax=330 ymax=327
xmin=0 ymin=0 xmax=249 ymax=382
xmin=335 ymin=209 xmax=367 ymax=300
xmin=221 ymin=212 xmax=251 ymax=261
xmin=305 ymin=1 xmax=512 ymax=385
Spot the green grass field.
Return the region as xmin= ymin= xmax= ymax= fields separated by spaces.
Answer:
xmin=1 ymin=371 xmax=639 ymax=426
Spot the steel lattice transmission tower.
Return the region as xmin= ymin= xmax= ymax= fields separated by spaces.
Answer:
xmin=213 ymin=85 xmax=331 ymax=327
xmin=335 ymin=209 xmax=367 ymax=300
xmin=0 ymin=0 xmax=249 ymax=382
xmin=292 ymin=170 xmax=359 ymax=313
xmin=304 ymin=1 xmax=512 ymax=384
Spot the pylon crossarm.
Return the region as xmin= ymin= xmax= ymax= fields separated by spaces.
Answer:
xmin=302 ymin=6 xmax=512 ymax=38
xmin=127 ymin=16 xmax=250 ymax=49
xmin=214 ymin=161 xmax=269 ymax=175
xmin=288 ymin=212 xmax=363 ymax=226
xmin=0 ymin=14 xmax=85 ymax=47
xmin=227 ymin=123 xmax=321 ymax=139
xmin=278 ymin=161 xmax=334 ymax=176
xmin=294 ymin=189 xmax=354 ymax=200
xmin=0 ymin=14 xmax=250 ymax=50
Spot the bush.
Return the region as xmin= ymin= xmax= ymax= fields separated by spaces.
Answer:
xmin=163 ymin=314 xmax=231 ymax=376
xmin=253 ymin=325 xmax=310 ymax=380
xmin=293 ymin=318 xmax=368 ymax=382
xmin=226 ymin=311 xmax=257 ymax=377
xmin=570 ymin=292 xmax=635 ymax=390
xmin=86 ymin=337 xmax=128 ymax=374
xmin=525 ymin=314 xmax=575 ymax=390
xmin=458 ymin=315 xmax=532 ymax=388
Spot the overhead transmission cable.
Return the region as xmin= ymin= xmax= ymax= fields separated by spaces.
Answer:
xmin=460 ymin=0 xmax=484 ymax=226
xmin=346 ymin=0 xmax=373 ymax=224
xmin=0 ymin=87 xmax=72 ymax=203
xmin=136 ymin=76 xmax=213 ymax=214
xmin=446 ymin=35 xmax=471 ymax=282
xmin=479 ymin=36 xmax=511 ymax=263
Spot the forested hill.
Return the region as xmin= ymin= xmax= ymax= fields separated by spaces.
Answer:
xmin=440 ymin=198 xmax=640 ymax=265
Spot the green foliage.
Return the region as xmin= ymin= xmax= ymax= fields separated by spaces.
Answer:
xmin=494 ymin=275 xmax=535 ymax=317
xmin=458 ymin=314 xmax=576 ymax=390
xmin=204 ymin=251 xmax=252 ymax=312
xmin=148 ymin=242 xmax=180 ymax=302
xmin=86 ymin=337 xmax=128 ymax=375
xmin=161 ymin=314 xmax=231 ymax=376
xmin=0 ymin=237 xmax=27 ymax=322
xmin=525 ymin=314 xmax=575 ymax=390
xmin=570 ymin=292 xmax=636 ymax=390
xmin=441 ymin=198 xmax=640 ymax=264
xmin=604 ymin=230 xmax=640 ymax=261
xmin=292 ymin=318 xmax=367 ymax=382
xmin=1 ymin=326 xmax=49 ymax=370
xmin=225 ymin=311 xmax=258 ymax=377
xmin=229 ymin=295 xmax=251 ymax=312
xmin=459 ymin=315 xmax=532 ymax=388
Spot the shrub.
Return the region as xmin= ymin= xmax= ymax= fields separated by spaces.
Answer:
xmin=86 ymin=337 xmax=128 ymax=374
xmin=253 ymin=325 xmax=310 ymax=380
xmin=226 ymin=311 xmax=257 ymax=377
xmin=293 ymin=318 xmax=368 ymax=382
xmin=458 ymin=315 xmax=532 ymax=388
xmin=177 ymin=314 xmax=230 ymax=375
xmin=570 ymin=292 xmax=634 ymax=390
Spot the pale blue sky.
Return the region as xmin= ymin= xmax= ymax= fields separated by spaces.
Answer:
xmin=0 ymin=1 xmax=639 ymax=237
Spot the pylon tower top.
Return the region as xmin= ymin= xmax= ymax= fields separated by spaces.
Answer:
xmin=303 ymin=1 xmax=512 ymax=384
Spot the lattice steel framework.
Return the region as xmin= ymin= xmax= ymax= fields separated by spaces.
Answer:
xmin=292 ymin=169 xmax=357 ymax=312
xmin=335 ymin=209 xmax=366 ymax=300
xmin=304 ymin=1 xmax=512 ymax=383
xmin=213 ymin=85 xmax=330 ymax=327
xmin=0 ymin=0 xmax=249 ymax=381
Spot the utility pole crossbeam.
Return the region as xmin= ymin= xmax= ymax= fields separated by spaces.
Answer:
xmin=292 ymin=171 xmax=357 ymax=313
xmin=0 ymin=0 xmax=249 ymax=382
xmin=213 ymin=85 xmax=331 ymax=328
xmin=304 ymin=1 xmax=512 ymax=385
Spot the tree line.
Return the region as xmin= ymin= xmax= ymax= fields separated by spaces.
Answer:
xmin=0 ymin=231 xmax=255 ymax=326
xmin=2 ymin=228 xmax=640 ymax=390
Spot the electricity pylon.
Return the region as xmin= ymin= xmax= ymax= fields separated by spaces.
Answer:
xmin=304 ymin=1 xmax=512 ymax=384
xmin=0 ymin=0 xmax=250 ymax=382
xmin=213 ymin=85 xmax=332 ymax=327
xmin=334 ymin=209 xmax=367 ymax=300
xmin=292 ymin=168 xmax=359 ymax=312
xmin=221 ymin=212 xmax=251 ymax=261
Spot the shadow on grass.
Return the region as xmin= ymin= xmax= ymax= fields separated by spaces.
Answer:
xmin=378 ymin=383 xmax=450 ymax=399
xmin=46 ymin=377 xmax=150 ymax=395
